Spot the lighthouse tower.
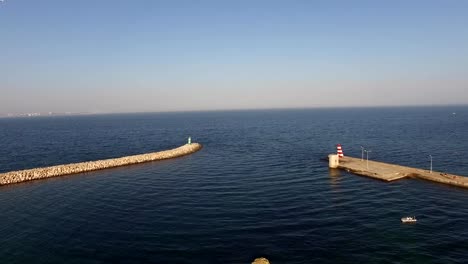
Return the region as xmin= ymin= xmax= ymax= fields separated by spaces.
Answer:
xmin=337 ymin=144 xmax=344 ymax=158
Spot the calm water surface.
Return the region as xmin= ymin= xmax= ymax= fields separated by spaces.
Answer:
xmin=1 ymin=107 xmax=468 ymax=263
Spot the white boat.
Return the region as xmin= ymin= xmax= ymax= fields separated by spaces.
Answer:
xmin=401 ymin=216 xmax=417 ymax=223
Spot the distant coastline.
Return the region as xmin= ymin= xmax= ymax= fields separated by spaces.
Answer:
xmin=2 ymin=104 xmax=467 ymax=119
xmin=0 ymin=112 xmax=95 ymax=119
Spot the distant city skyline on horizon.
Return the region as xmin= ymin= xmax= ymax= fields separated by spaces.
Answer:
xmin=1 ymin=0 xmax=468 ymax=113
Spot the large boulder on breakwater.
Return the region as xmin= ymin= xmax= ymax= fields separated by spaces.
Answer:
xmin=252 ymin=257 xmax=270 ymax=264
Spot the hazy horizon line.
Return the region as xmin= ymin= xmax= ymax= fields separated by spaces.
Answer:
xmin=1 ymin=103 xmax=466 ymax=119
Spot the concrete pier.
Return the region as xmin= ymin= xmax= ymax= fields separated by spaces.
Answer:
xmin=335 ymin=156 xmax=468 ymax=188
xmin=0 ymin=143 xmax=202 ymax=186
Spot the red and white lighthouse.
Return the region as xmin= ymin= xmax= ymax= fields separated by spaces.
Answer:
xmin=336 ymin=144 xmax=344 ymax=158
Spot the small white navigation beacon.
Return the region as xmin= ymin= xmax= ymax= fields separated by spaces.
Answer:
xmin=188 ymin=136 xmax=191 ymax=144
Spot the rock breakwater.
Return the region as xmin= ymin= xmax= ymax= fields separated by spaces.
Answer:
xmin=0 ymin=143 xmax=202 ymax=186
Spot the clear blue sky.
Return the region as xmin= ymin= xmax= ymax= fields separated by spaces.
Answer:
xmin=1 ymin=0 xmax=468 ymax=113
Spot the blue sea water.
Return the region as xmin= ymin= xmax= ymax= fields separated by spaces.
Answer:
xmin=0 ymin=106 xmax=468 ymax=264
